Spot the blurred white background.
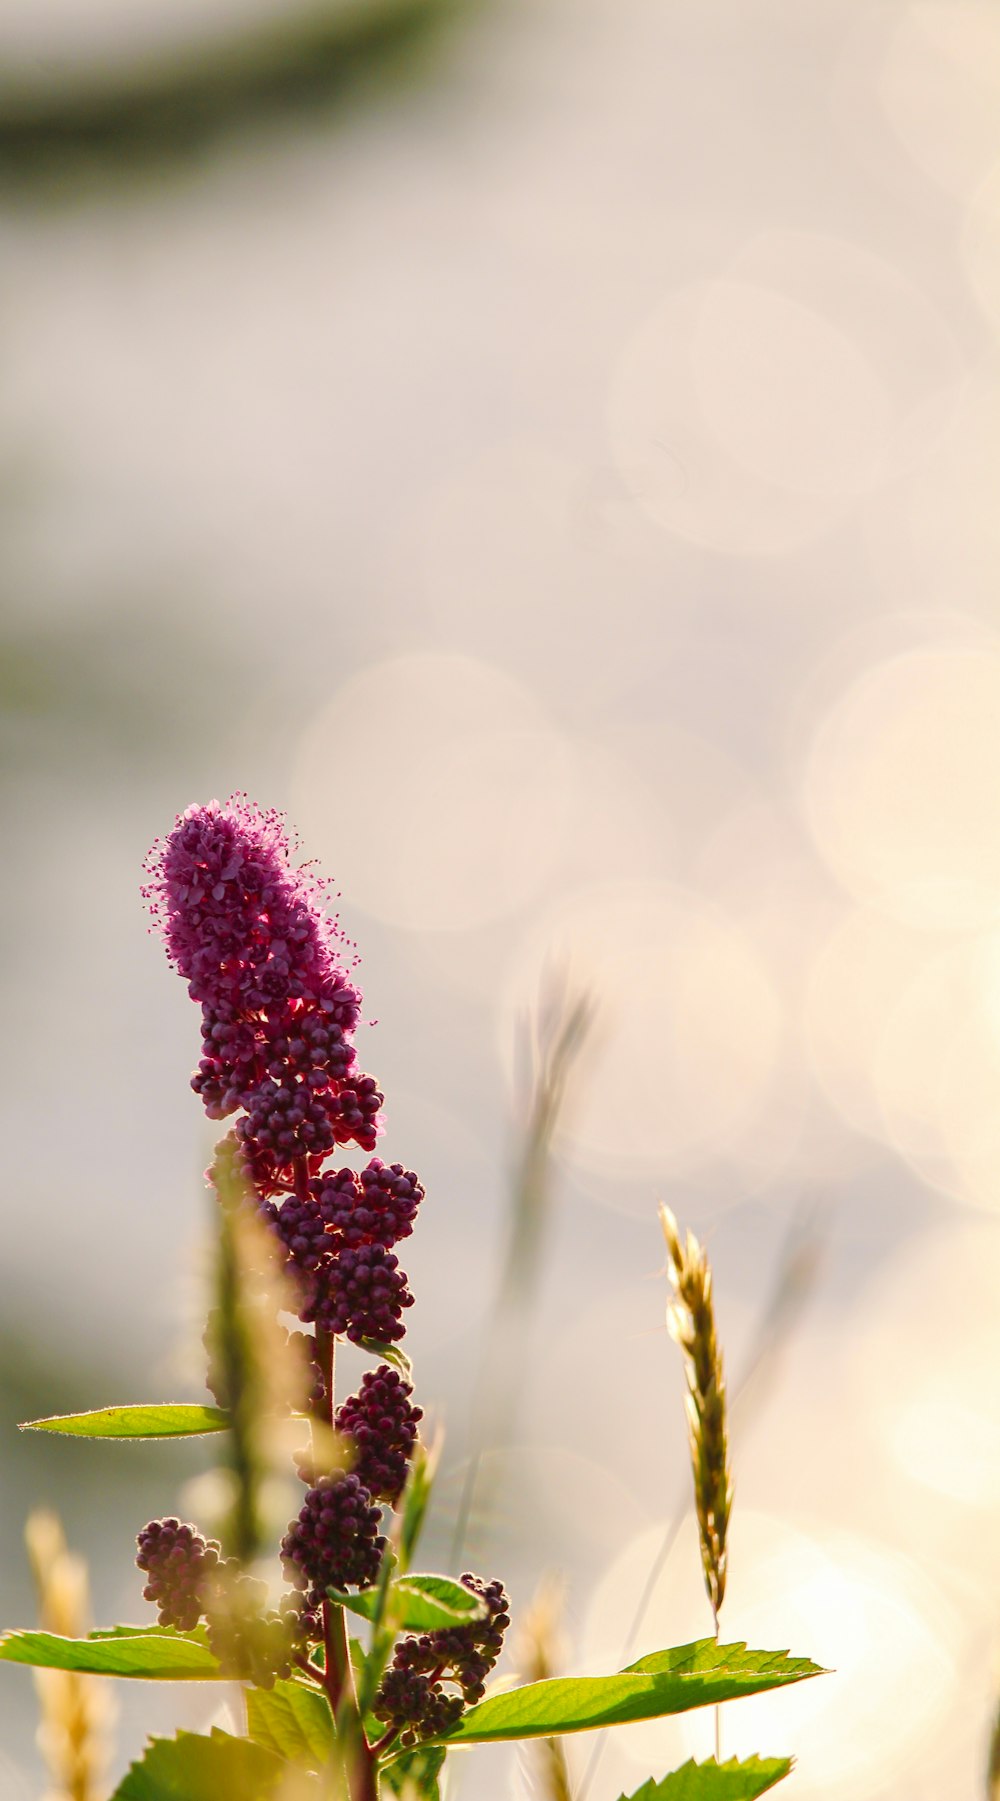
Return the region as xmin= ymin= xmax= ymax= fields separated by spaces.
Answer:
xmin=2 ymin=2 xmax=1000 ymax=1796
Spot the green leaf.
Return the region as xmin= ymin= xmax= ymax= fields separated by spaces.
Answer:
xmin=621 ymin=1644 xmax=819 ymax=1683
xmin=441 ymin=1641 xmax=823 ymax=1744
xmin=246 ymin=1678 xmax=333 ymax=1770
xmin=19 ymin=1403 xmax=230 ymax=1439
xmin=616 ymin=1757 xmax=793 ymax=1800
xmin=383 ymin=1742 xmax=446 ymax=1799
xmin=111 ymin=1728 xmax=319 ymax=1799
xmin=0 ymin=1626 xmax=224 ymax=1679
xmin=355 ymin=1339 xmax=413 ymax=1382
xmin=398 ymin=1440 xmax=437 ymax=1573
xmin=328 ymin=1573 xmax=486 ymax=1632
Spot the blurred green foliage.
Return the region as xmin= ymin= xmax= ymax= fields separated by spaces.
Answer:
xmin=0 ymin=0 xmax=468 ymax=191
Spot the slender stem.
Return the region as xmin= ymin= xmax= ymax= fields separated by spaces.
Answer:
xmin=369 ymin=1726 xmax=402 ymax=1760
xmin=324 ymin=1598 xmax=351 ymax=1711
xmin=292 ymin=1161 xmax=379 ymax=1800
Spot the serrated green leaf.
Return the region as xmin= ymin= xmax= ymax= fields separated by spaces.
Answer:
xmin=383 ymin=1742 xmax=446 ymax=1799
xmin=0 ymin=1626 xmax=224 ymax=1679
xmin=616 ymin=1756 xmax=792 ymax=1800
xmin=440 ymin=1641 xmax=822 ymax=1744
xmin=356 ymin=1339 xmax=413 ymax=1382
xmin=111 ymin=1727 xmax=319 ymax=1799
xmin=328 ymin=1573 xmax=486 ymax=1632
xmin=19 ymin=1403 xmax=230 ymax=1439
xmin=622 ymin=1643 xmax=820 ymax=1683
xmin=246 ymin=1678 xmax=333 ymax=1769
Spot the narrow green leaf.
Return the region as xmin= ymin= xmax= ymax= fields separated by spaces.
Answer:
xmin=19 ymin=1403 xmax=230 ymax=1439
xmin=398 ymin=1439 xmax=437 ymax=1573
xmin=356 ymin=1339 xmax=413 ymax=1382
xmin=0 ymin=1626 xmax=224 ymax=1680
xmin=441 ymin=1641 xmax=822 ymax=1744
xmin=111 ymin=1728 xmax=319 ymax=1799
xmin=616 ymin=1756 xmax=793 ymax=1800
xmin=328 ymin=1573 xmax=486 ymax=1633
xmin=246 ymin=1678 xmax=333 ymax=1770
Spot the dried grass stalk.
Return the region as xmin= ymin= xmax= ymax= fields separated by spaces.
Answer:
xmin=25 ymin=1510 xmax=115 ymax=1801
xmin=988 ymin=1691 xmax=1000 ymax=1801
xmin=659 ymin=1205 xmax=733 ymax=1624
xmin=516 ymin=1575 xmax=574 ymax=1801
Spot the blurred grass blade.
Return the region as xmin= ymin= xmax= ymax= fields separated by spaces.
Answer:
xmin=207 ymin=1139 xmax=312 ymax=1565
xmin=0 ymin=0 xmax=470 ymax=185
xmin=26 ymin=1510 xmax=116 ymax=1801
xmin=515 ymin=1574 xmax=572 ymax=1801
xmin=450 ymin=967 xmax=594 ymax=1569
xmin=21 ymin=1404 xmax=230 ymax=1439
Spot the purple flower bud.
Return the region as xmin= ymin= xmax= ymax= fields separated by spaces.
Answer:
xmin=135 ymin=1517 xmax=220 ymax=1632
xmin=374 ymin=1573 xmax=510 ymax=1741
xmin=301 ymin=1242 xmax=414 ymax=1344
xmin=317 ymin=1159 xmax=424 ymax=1251
xmin=280 ymin=1473 xmax=384 ymax=1602
xmin=325 ymin=1072 xmax=384 ymax=1154
xmin=335 ymin=1364 xmax=423 ymax=1503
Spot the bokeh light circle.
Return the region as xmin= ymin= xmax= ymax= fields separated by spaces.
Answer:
xmin=584 ymin=1512 xmax=962 ymax=1800
xmin=501 ymin=879 xmax=782 ymax=1179
xmin=804 ymin=641 xmax=1000 ymax=929
xmin=609 ymin=233 xmax=960 ymax=558
xmin=291 ymin=653 xmax=579 ymax=933
xmin=849 ymin=1218 xmax=1000 ymax=1508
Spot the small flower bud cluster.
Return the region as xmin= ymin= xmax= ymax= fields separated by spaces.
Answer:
xmin=263 ymin=1160 xmax=422 ymax=1346
xmin=135 ymin=1519 xmax=220 ymax=1633
xmin=376 ymin=1647 xmax=465 ymax=1743
xmin=374 ymin=1574 xmax=511 ymax=1743
xmin=280 ymin=1473 xmax=385 ymax=1605
xmin=317 ymin=1160 xmax=424 ymax=1249
xmin=300 ymin=1243 xmax=414 ymax=1344
xmin=335 ymin=1365 xmax=423 ymax=1504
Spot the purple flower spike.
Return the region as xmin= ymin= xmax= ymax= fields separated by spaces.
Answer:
xmin=142 ymin=795 xmax=359 ymax=1018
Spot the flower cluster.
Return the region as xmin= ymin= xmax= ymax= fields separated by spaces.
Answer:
xmin=136 ymin=1518 xmax=219 ymax=1633
xmin=135 ymin=1517 xmax=298 ymax=1687
xmin=374 ymin=1575 xmax=511 ymax=1745
xmin=137 ymin=797 xmax=509 ymax=1724
xmin=142 ymin=795 xmax=374 ymax=1195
